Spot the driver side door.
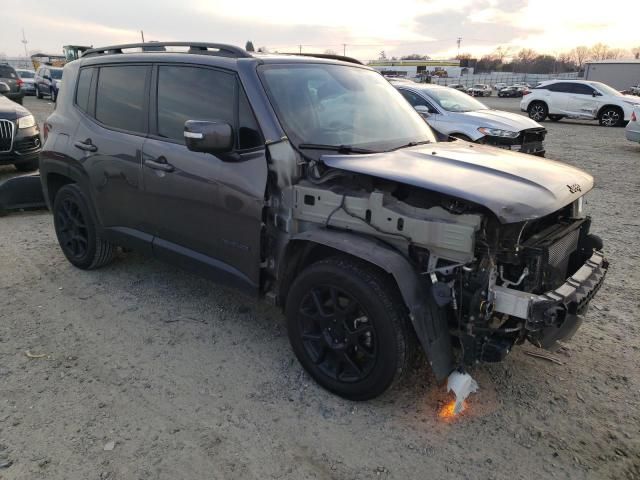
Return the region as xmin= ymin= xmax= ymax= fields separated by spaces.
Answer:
xmin=397 ymin=88 xmax=446 ymax=139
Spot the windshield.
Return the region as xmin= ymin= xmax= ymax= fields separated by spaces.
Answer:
xmin=259 ymin=64 xmax=435 ymax=151
xmin=17 ymin=70 xmax=35 ymax=78
xmin=51 ymin=69 xmax=63 ymax=80
xmin=590 ymin=82 xmax=621 ymax=97
xmin=422 ymin=87 xmax=488 ymax=112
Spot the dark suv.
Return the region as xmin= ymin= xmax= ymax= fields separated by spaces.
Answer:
xmin=0 ymin=64 xmax=25 ymax=105
xmin=40 ymin=42 xmax=607 ymax=400
xmin=0 ymin=83 xmax=41 ymax=171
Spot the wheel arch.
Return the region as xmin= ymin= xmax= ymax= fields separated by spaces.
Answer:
xmin=596 ymin=103 xmax=624 ymax=119
xmin=277 ymin=229 xmax=454 ymax=380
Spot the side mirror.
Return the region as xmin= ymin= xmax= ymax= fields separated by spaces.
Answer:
xmin=0 ymin=82 xmax=9 ymax=95
xmin=592 ymin=91 xmax=601 ymax=97
xmin=414 ymin=105 xmax=431 ymax=118
xmin=184 ymin=120 xmax=234 ymax=154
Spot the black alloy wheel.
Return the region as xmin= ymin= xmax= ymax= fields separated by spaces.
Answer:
xmin=55 ymin=195 xmax=89 ymax=261
xmin=297 ymin=285 xmax=377 ymax=383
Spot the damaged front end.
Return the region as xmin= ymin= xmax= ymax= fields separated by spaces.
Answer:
xmin=450 ymin=205 xmax=608 ymax=365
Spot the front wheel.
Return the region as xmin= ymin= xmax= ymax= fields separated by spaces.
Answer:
xmin=53 ymin=184 xmax=115 ymax=270
xmin=599 ymin=107 xmax=623 ymax=127
xmin=528 ymin=101 xmax=548 ymax=122
xmin=285 ymin=256 xmax=415 ymax=400
xmin=50 ymin=89 xmax=57 ymax=102
xmin=36 ymin=86 xmax=43 ymax=99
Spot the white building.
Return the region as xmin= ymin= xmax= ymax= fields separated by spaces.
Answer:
xmin=367 ymin=60 xmax=472 ymax=80
xmin=583 ymin=60 xmax=640 ymax=90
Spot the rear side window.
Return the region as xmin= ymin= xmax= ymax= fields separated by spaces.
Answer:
xmin=157 ymin=65 xmax=234 ymax=142
xmin=75 ymin=68 xmax=94 ymax=113
xmin=96 ymin=66 xmax=148 ymax=133
xmin=547 ymin=83 xmax=573 ymax=93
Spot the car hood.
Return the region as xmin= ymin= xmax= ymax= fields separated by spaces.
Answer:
xmin=455 ymin=109 xmax=543 ymax=131
xmin=322 ymin=142 xmax=593 ymax=223
xmin=0 ymin=96 xmax=30 ymax=119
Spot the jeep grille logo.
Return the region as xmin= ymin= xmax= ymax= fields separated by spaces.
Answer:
xmin=567 ymin=183 xmax=582 ymax=194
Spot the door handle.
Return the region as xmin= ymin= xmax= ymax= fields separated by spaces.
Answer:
xmin=145 ymin=156 xmax=175 ymax=172
xmin=74 ymin=139 xmax=97 ymax=152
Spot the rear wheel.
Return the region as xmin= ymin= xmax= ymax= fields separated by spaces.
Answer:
xmin=528 ymin=101 xmax=548 ymax=122
xmin=285 ymin=256 xmax=415 ymax=400
xmin=53 ymin=184 xmax=115 ymax=270
xmin=36 ymin=85 xmax=43 ymax=99
xmin=548 ymin=114 xmax=564 ymax=122
xmin=598 ymin=107 xmax=623 ymax=127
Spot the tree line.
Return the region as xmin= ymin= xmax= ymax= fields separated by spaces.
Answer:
xmin=457 ymin=44 xmax=640 ymax=74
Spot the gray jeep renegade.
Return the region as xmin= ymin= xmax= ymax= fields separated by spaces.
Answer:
xmin=40 ymin=42 xmax=608 ymax=400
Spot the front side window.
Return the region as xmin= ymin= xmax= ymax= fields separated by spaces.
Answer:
xmin=589 ymin=82 xmax=621 ymax=97
xmin=96 ymin=66 xmax=148 ymax=133
xmin=259 ymin=64 xmax=435 ymax=151
xmin=157 ymin=65 xmax=235 ymax=143
xmin=399 ymin=89 xmax=432 ymax=110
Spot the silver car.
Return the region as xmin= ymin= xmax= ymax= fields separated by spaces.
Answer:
xmin=625 ymin=105 xmax=640 ymax=144
xmin=16 ymin=69 xmax=36 ymax=96
xmin=393 ymin=82 xmax=547 ymax=156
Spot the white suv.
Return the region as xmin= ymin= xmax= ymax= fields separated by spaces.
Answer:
xmin=521 ymin=80 xmax=640 ymax=126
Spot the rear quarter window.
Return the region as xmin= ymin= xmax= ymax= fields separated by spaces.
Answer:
xmin=75 ymin=68 xmax=94 ymax=113
xmin=0 ymin=66 xmax=17 ymax=78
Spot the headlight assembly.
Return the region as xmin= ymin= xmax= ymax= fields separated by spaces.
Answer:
xmin=477 ymin=127 xmax=520 ymax=138
xmin=17 ymin=114 xmax=36 ymax=129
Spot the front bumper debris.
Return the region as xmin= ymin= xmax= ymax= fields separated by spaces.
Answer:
xmin=493 ymin=251 xmax=608 ymax=348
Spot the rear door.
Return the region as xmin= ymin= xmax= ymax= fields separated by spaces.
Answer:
xmin=565 ymin=83 xmax=599 ymax=119
xmin=141 ymin=63 xmax=267 ymax=287
xmin=71 ymin=64 xmax=150 ymax=236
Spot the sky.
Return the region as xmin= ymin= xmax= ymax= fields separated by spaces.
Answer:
xmin=1 ymin=0 xmax=638 ymax=61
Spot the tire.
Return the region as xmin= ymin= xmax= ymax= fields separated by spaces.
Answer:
xmin=285 ymin=256 xmax=415 ymax=400
xmin=53 ymin=184 xmax=115 ymax=270
xmin=548 ymin=115 xmax=564 ymax=122
xmin=14 ymin=159 xmax=39 ymax=172
xmin=36 ymin=85 xmax=43 ymax=99
xmin=50 ymin=88 xmax=57 ymax=102
xmin=528 ymin=101 xmax=548 ymax=122
xmin=598 ymin=107 xmax=624 ymax=127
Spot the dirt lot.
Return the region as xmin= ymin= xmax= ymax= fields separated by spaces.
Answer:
xmin=1 ymin=96 xmax=639 ymax=480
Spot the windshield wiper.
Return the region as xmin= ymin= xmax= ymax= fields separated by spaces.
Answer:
xmin=298 ymin=143 xmax=379 ymax=154
xmin=387 ymin=140 xmax=431 ymax=152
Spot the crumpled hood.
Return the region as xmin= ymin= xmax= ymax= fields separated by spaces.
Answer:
xmin=322 ymin=142 xmax=593 ymax=223
xmin=0 ymin=96 xmax=30 ymax=120
xmin=459 ymin=109 xmax=543 ymax=131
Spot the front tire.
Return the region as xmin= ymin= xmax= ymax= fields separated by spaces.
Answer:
xmin=528 ymin=101 xmax=548 ymax=122
xmin=36 ymin=86 xmax=43 ymax=99
xmin=50 ymin=88 xmax=57 ymax=102
xmin=53 ymin=184 xmax=115 ymax=270
xmin=598 ymin=107 xmax=623 ymax=127
xmin=285 ymin=256 xmax=415 ymax=400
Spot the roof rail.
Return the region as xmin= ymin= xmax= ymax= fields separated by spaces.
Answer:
xmin=282 ymin=53 xmax=363 ymax=65
xmin=82 ymin=42 xmax=252 ymax=59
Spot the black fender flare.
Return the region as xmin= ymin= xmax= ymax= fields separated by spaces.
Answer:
xmin=288 ymin=229 xmax=454 ymax=381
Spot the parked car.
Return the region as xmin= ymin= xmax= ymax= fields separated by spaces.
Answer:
xmin=41 ymin=42 xmax=607 ymax=401
xmin=0 ymin=64 xmax=25 ymax=105
xmin=393 ymin=82 xmax=546 ymax=155
xmin=448 ymin=83 xmax=467 ymax=91
xmin=493 ymin=82 xmax=507 ymax=91
xmin=498 ymin=86 xmax=526 ymax=98
xmin=625 ymin=106 xmax=640 ymax=144
xmin=16 ymin=69 xmax=36 ymax=96
xmin=468 ymin=84 xmax=491 ymax=97
xmin=0 ymin=82 xmax=42 ymax=171
xmin=35 ymin=66 xmax=64 ymax=101
xmin=521 ymin=79 xmax=640 ymax=126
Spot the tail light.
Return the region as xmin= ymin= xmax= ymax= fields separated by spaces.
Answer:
xmin=16 ymin=78 xmax=23 ymax=89
xmin=632 ymin=111 xmax=637 ymax=122
xmin=523 ymin=89 xmax=531 ymax=96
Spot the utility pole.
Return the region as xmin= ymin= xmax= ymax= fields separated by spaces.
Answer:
xmin=299 ymin=44 xmax=302 ymax=54
xmin=456 ymin=37 xmax=462 ymax=57
xmin=21 ymin=29 xmax=29 ymax=65
xmin=342 ymin=43 xmax=347 ymax=56
xmin=141 ymin=30 xmax=145 ymax=43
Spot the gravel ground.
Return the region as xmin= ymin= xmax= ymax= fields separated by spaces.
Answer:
xmin=0 ymin=96 xmax=639 ymax=480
